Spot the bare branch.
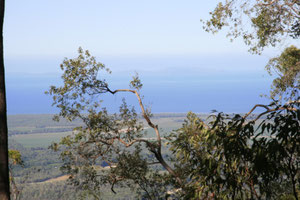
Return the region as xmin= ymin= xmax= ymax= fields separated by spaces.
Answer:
xmin=243 ymin=103 xmax=298 ymax=122
xmin=243 ymin=104 xmax=271 ymax=120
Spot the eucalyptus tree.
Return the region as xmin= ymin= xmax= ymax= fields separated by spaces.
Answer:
xmin=48 ymin=48 xmax=299 ymax=199
xmin=203 ymin=0 xmax=299 ymax=53
xmin=266 ymin=45 xmax=300 ymax=100
xmin=47 ymin=48 xmax=182 ymax=199
xmin=47 ymin=1 xmax=300 ymax=199
xmin=170 ymin=102 xmax=299 ymax=199
xmin=203 ymin=0 xmax=300 ymax=101
xmin=188 ymin=0 xmax=300 ymax=199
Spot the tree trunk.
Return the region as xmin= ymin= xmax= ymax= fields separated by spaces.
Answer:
xmin=0 ymin=0 xmax=10 ymax=199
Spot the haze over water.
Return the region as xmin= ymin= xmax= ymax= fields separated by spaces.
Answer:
xmin=4 ymin=0 xmax=277 ymax=115
xmin=6 ymin=54 xmax=273 ymax=114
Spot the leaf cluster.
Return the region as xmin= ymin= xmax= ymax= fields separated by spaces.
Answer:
xmin=203 ymin=0 xmax=300 ymax=54
xmin=169 ymin=101 xmax=300 ymax=199
xmin=47 ymin=48 xmax=300 ymax=199
xmin=46 ymin=48 xmax=173 ymax=199
xmin=266 ymin=46 xmax=300 ymax=101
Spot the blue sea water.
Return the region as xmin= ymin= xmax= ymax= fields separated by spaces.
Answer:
xmin=5 ymin=55 xmax=273 ymax=114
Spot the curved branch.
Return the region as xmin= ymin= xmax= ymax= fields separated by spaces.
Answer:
xmin=243 ymin=104 xmax=270 ymax=120
xmin=243 ymin=103 xmax=298 ymax=122
xmin=106 ymin=86 xmax=185 ymax=187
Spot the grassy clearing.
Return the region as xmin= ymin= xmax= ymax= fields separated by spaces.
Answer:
xmin=7 ymin=114 xmax=208 ymax=148
xmin=9 ymin=132 xmax=73 ymax=148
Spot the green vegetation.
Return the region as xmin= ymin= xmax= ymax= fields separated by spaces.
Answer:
xmin=202 ymin=0 xmax=300 ymax=103
xmin=266 ymin=46 xmax=300 ymax=100
xmin=202 ymin=0 xmax=299 ymax=54
xmin=19 ymin=181 xmax=135 ymax=200
xmin=10 ymin=132 xmax=72 ymax=148
xmin=7 ymin=114 xmax=83 ymax=136
xmin=45 ymin=46 xmax=299 ymax=199
xmin=8 ymin=113 xmax=195 ymax=148
xmin=6 ymin=1 xmax=300 ymax=199
xmin=7 ymin=114 xmax=198 ymax=199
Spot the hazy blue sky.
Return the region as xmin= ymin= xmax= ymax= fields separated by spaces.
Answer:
xmin=4 ymin=0 xmax=278 ymax=114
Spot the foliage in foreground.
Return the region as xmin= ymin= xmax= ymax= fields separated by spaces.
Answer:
xmin=46 ymin=48 xmax=300 ymax=199
xmin=202 ymin=0 xmax=299 ymax=54
xmin=170 ymin=108 xmax=299 ymax=199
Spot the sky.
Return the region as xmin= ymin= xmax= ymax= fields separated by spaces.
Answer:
xmin=4 ymin=0 xmax=278 ymax=114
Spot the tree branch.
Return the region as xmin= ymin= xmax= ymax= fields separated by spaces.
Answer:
xmin=243 ymin=103 xmax=298 ymax=122
xmin=106 ymin=86 xmax=185 ymax=187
